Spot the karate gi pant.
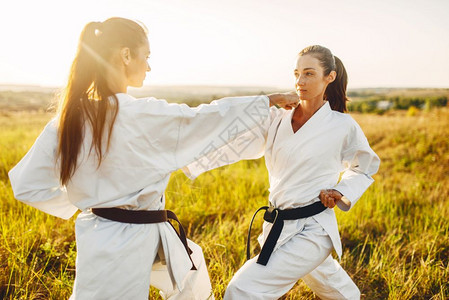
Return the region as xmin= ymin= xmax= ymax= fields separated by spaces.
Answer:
xmin=151 ymin=241 xmax=214 ymax=300
xmin=70 ymin=211 xmax=213 ymax=300
xmin=224 ymin=218 xmax=360 ymax=300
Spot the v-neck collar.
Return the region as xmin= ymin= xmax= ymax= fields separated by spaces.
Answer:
xmin=267 ymin=101 xmax=332 ymax=176
xmin=289 ymin=101 xmax=331 ymax=135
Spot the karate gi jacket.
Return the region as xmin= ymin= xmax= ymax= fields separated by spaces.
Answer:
xmin=185 ymin=102 xmax=380 ymax=258
xmin=8 ymin=93 xmax=271 ymax=292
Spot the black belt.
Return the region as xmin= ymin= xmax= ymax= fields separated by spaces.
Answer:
xmin=247 ymin=201 xmax=327 ymax=266
xmin=91 ymin=207 xmax=196 ymax=270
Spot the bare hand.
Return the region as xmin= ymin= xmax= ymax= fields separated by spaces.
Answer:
xmin=319 ymin=189 xmax=343 ymax=208
xmin=267 ymin=92 xmax=299 ymax=110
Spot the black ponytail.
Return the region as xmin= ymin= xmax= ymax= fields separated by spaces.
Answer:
xmin=298 ymin=45 xmax=348 ymax=113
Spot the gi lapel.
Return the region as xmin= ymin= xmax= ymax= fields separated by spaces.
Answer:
xmin=264 ymin=110 xmax=287 ymax=173
xmin=271 ymin=102 xmax=332 ymax=173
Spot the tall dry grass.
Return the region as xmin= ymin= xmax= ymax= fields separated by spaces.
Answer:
xmin=1 ymin=108 xmax=448 ymax=299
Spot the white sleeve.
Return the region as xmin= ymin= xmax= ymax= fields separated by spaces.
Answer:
xmin=8 ymin=119 xmax=78 ymax=219
xmin=181 ymin=99 xmax=281 ymax=179
xmin=334 ymin=120 xmax=380 ymax=211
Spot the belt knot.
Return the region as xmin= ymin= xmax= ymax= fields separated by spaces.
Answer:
xmin=246 ymin=201 xmax=327 ymax=266
xmin=263 ymin=206 xmax=280 ymax=223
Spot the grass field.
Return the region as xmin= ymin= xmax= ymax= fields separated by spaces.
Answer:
xmin=1 ymin=107 xmax=448 ymax=299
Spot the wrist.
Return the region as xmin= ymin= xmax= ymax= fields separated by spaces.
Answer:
xmin=332 ymin=189 xmax=343 ymax=197
xmin=268 ymin=94 xmax=280 ymax=108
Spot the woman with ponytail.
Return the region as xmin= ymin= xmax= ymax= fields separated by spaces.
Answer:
xmin=184 ymin=45 xmax=380 ymax=299
xmin=222 ymin=45 xmax=380 ymax=299
xmin=8 ymin=17 xmax=298 ymax=299
xmin=224 ymin=45 xmax=379 ymax=299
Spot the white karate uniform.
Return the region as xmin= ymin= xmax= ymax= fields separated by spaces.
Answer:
xmin=8 ymin=93 xmax=271 ymax=300
xmin=185 ymin=102 xmax=380 ymax=299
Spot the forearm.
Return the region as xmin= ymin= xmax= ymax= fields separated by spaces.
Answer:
xmin=333 ymin=170 xmax=375 ymax=211
xmin=267 ymin=92 xmax=298 ymax=109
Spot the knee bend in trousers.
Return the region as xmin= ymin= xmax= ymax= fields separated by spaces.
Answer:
xmin=223 ymin=280 xmax=248 ymax=300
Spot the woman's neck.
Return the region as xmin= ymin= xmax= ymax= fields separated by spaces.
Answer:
xmin=294 ymin=94 xmax=326 ymax=120
xmin=108 ymin=83 xmax=127 ymax=94
xmin=291 ymin=96 xmax=326 ymax=133
xmin=106 ymin=65 xmax=128 ymax=94
xmin=297 ymin=98 xmax=326 ymax=118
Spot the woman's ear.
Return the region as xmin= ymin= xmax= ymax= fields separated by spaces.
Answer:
xmin=327 ymin=70 xmax=337 ymax=83
xmin=120 ymin=47 xmax=131 ymax=66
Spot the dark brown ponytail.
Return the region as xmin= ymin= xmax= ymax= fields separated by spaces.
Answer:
xmin=325 ymin=56 xmax=348 ymax=113
xmin=58 ymin=18 xmax=147 ymax=185
xmin=298 ymin=45 xmax=348 ymax=113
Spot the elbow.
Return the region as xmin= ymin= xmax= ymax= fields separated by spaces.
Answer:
xmin=181 ymin=166 xmax=199 ymax=180
xmin=368 ymin=152 xmax=381 ymax=176
xmin=12 ymin=188 xmax=39 ymax=203
xmin=9 ymin=170 xmax=31 ymax=201
xmin=9 ymin=174 xmax=24 ymax=200
xmin=365 ymin=152 xmax=381 ymax=176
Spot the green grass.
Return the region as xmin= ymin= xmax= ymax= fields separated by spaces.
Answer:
xmin=1 ymin=108 xmax=448 ymax=299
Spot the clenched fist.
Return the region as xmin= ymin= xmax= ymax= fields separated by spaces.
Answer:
xmin=319 ymin=189 xmax=343 ymax=208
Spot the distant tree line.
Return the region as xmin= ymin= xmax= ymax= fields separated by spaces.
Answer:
xmin=347 ymin=95 xmax=448 ymax=114
xmin=1 ymin=89 xmax=448 ymax=114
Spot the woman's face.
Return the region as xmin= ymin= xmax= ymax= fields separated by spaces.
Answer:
xmin=126 ymin=39 xmax=151 ymax=87
xmin=294 ymin=54 xmax=333 ymax=101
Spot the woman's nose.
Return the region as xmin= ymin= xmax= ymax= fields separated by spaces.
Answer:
xmin=295 ymin=75 xmax=304 ymax=87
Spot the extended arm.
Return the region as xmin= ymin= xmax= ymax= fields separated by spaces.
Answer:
xmin=178 ymin=93 xmax=297 ymax=179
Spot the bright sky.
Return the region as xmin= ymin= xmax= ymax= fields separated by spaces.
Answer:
xmin=1 ymin=0 xmax=448 ymax=89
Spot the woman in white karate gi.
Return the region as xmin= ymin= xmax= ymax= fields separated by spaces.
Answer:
xmin=184 ymin=45 xmax=380 ymax=299
xmin=8 ymin=18 xmax=298 ymax=300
